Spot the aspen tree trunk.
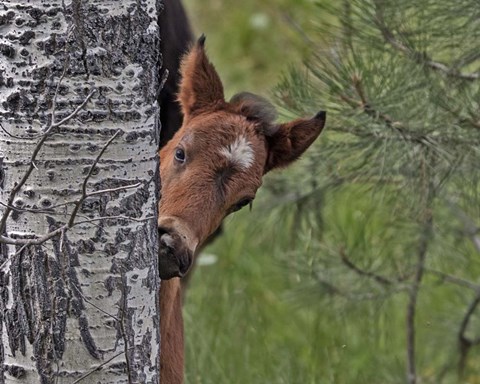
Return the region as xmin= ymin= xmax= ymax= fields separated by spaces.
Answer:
xmin=0 ymin=1 xmax=161 ymax=383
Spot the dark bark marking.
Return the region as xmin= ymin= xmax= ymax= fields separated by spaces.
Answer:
xmin=71 ymin=0 xmax=89 ymax=79
xmin=4 ymin=364 xmax=25 ymax=378
xmin=0 ymin=157 xmax=4 ymax=189
xmin=0 ymin=44 xmax=15 ymax=59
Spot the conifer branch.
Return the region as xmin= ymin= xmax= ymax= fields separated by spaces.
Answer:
xmin=373 ymin=1 xmax=480 ymax=81
xmin=338 ymin=247 xmax=393 ymax=286
xmin=458 ymin=290 xmax=480 ymax=378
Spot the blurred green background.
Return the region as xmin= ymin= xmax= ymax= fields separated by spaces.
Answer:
xmin=180 ymin=1 xmax=480 ymax=383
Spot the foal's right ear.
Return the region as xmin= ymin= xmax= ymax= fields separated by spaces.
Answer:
xmin=178 ymin=35 xmax=225 ymax=119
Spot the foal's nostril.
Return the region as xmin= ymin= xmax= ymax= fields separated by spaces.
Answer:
xmin=158 ymin=227 xmax=174 ymax=249
xmin=160 ymin=233 xmax=175 ymax=249
xmin=157 ymin=223 xmax=194 ymax=278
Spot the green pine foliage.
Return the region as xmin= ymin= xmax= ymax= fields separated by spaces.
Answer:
xmin=182 ymin=1 xmax=480 ymax=383
xmin=271 ymin=0 xmax=480 ymax=382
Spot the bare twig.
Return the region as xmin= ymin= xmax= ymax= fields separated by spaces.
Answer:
xmin=71 ymin=351 xmax=124 ymax=384
xmin=50 ymin=90 xmax=96 ymax=129
xmin=74 ymin=215 xmax=155 ymax=226
xmin=68 ymin=130 xmax=121 ymax=227
xmin=0 ymin=90 xmax=96 ymax=234
xmin=0 ymin=122 xmax=38 ymax=140
xmin=0 ymin=226 xmax=67 ymax=246
xmin=72 ymin=283 xmax=120 ymax=323
xmin=0 ymin=182 xmax=142 ymax=217
xmin=87 ymin=183 xmax=142 ymax=197
xmin=0 ymin=214 xmax=153 ymax=246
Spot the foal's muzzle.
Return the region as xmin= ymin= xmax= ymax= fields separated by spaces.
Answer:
xmin=157 ymin=217 xmax=198 ymax=280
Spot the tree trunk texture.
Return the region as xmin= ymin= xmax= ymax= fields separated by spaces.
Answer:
xmin=0 ymin=1 xmax=161 ymax=383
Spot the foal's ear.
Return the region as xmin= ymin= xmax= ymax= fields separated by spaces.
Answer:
xmin=264 ymin=111 xmax=326 ymax=173
xmin=178 ymin=35 xmax=225 ymax=118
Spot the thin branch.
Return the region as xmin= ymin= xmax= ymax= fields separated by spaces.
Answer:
xmin=446 ymin=200 xmax=480 ymax=253
xmin=71 ymin=351 xmax=124 ymax=384
xmin=87 ymin=182 xmax=142 ymax=197
xmin=72 ymin=283 xmax=120 ymax=323
xmin=51 ymin=90 xmax=96 ymax=129
xmin=348 ymin=75 xmax=428 ymax=145
xmin=0 ymin=226 xmax=67 ymax=245
xmin=438 ymin=99 xmax=480 ymax=130
xmin=74 ymin=215 xmax=155 ymax=226
xmin=373 ymin=1 xmax=479 ymax=82
xmin=0 ymin=182 xmax=142 ymax=216
xmin=0 ymin=122 xmax=38 ymax=140
xmin=458 ymin=289 xmax=480 ymax=377
xmin=312 ymin=271 xmax=406 ymax=302
xmin=405 ymin=157 xmax=435 ymax=384
xmin=0 ymin=90 xmax=96 ymax=234
xmin=338 ymin=247 xmax=393 ymax=286
xmin=0 ymin=215 xmax=153 ymax=245
xmin=406 ymin=212 xmax=433 ymax=384
xmin=281 ymin=12 xmax=318 ymax=49
xmin=425 ymin=268 xmax=479 ymax=291
xmin=68 ymin=130 xmax=121 ymax=227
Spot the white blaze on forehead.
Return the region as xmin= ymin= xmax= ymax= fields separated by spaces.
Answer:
xmin=220 ymin=135 xmax=255 ymax=169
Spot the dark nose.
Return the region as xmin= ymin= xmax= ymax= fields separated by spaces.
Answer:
xmin=158 ymin=226 xmax=193 ymax=279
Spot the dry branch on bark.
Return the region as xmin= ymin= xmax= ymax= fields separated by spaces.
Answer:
xmin=0 ymin=1 xmax=162 ymax=382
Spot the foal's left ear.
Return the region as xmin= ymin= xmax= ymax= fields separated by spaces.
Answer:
xmin=178 ymin=35 xmax=225 ymax=118
xmin=264 ymin=111 xmax=326 ymax=173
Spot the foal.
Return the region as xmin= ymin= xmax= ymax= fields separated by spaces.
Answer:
xmin=158 ymin=37 xmax=326 ymax=383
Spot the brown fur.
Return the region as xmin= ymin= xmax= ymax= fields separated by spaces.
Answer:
xmin=159 ymin=37 xmax=326 ymax=384
xmin=160 ymin=278 xmax=184 ymax=384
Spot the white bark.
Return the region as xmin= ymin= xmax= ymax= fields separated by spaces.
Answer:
xmin=0 ymin=1 xmax=161 ymax=383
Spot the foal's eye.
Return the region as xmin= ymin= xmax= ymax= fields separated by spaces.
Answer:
xmin=174 ymin=148 xmax=186 ymax=163
xmin=230 ymin=198 xmax=253 ymax=213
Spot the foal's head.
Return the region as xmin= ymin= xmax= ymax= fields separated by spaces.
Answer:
xmin=158 ymin=37 xmax=326 ymax=279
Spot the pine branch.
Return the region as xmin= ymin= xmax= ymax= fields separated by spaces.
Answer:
xmin=458 ymin=289 xmax=480 ymax=378
xmin=338 ymin=247 xmax=393 ymax=286
xmin=425 ymin=268 xmax=479 ymax=291
xmin=406 ymin=155 xmax=435 ymax=384
xmin=373 ymin=1 xmax=480 ymax=81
